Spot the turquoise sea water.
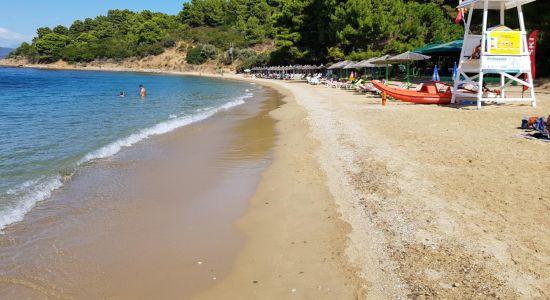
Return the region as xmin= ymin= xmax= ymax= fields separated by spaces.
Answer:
xmin=0 ymin=67 xmax=252 ymax=230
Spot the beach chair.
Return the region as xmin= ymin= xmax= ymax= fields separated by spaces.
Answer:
xmin=356 ymin=82 xmax=379 ymax=94
xmin=346 ymin=79 xmax=363 ymax=90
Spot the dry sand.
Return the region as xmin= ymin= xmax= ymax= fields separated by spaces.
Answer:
xmin=197 ymin=75 xmax=549 ymax=299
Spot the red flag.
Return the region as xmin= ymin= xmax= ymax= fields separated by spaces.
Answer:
xmin=455 ymin=9 xmax=463 ymax=25
xmin=523 ymin=30 xmax=538 ymax=91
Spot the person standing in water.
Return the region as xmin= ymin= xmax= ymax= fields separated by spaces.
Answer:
xmin=139 ymin=85 xmax=147 ymax=97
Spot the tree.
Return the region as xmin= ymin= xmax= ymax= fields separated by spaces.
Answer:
xmin=53 ymin=25 xmax=69 ymax=36
xmin=35 ymin=33 xmax=70 ymax=62
xmin=36 ymin=27 xmax=52 ymax=39
xmin=179 ymin=0 xmax=227 ymax=27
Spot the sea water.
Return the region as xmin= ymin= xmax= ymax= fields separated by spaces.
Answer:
xmin=0 ymin=67 xmax=252 ymax=231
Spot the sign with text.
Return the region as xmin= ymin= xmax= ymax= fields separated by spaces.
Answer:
xmin=481 ymin=55 xmax=531 ymax=73
xmin=488 ymin=31 xmax=521 ymax=55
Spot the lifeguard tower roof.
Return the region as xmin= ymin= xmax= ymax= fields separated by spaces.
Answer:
xmin=458 ymin=0 xmax=535 ymax=10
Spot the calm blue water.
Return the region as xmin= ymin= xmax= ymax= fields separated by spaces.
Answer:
xmin=0 ymin=67 xmax=253 ymax=230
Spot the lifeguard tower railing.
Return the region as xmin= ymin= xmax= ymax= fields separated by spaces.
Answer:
xmin=452 ymin=0 xmax=536 ymax=109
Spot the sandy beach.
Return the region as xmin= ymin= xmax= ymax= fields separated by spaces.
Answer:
xmin=1 ymin=0 xmax=548 ymax=297
xmin=194 ymin=74 xmax=550 ymax=299
xmin=1 ymin=63 xmax=549 ymax=299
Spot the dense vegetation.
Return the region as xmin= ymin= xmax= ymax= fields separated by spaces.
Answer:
xmin=8 ymin=0 xmax=550 ymax=76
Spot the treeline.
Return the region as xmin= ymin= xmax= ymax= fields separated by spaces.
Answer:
xmin=11 ymin=10 xmax=183 ymax=63
xmin=8 ymin=0 xmax=549 ymax=75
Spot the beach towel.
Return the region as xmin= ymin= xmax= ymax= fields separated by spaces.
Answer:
xmin=533 ymin=117 xmax=546 ymax=133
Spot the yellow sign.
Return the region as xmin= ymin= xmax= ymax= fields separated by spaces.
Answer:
xmin=488 ymin=31 xmax=521 ymax=55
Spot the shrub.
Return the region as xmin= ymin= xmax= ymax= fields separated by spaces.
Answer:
xmin=186 ymin=47 xmax=206 ymax=64
xmin=187 ymin=26 xmax=246 ymax=50
xmin=163 ymin=38 xmax=176 ymax=48
xmin=186 ymin=43 xmax=219 ymax=65
xmin=237 ymin=48 xmax=256 ymax=60
xmin=200 ymin=44 xmax=218 ymax=59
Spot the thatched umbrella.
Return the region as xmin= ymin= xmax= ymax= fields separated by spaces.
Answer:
xmin=327 ymin=60 xmax=352 ymax=70
xmin=370 ymin=55 xmax=394 ymax=83
xmin=387 ymin=51 xmax=430 ymax=83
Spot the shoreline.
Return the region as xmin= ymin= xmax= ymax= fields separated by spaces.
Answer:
xmin=197 ymin=79 xmax=365 ymax=299
xmin=1 ymin=62 xmax=549 ymax=298
xmin=0 ymin=79 xmax=284 ymax=298
xmin=0 ymin=60 xmax=231 ymax=78
xmin=0 ymin=70 xmax=253 ymax=233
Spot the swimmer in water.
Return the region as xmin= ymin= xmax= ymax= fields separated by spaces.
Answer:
xmin=139 ymin=85 xmax=147 ymax=97
xmin=119 ymin=91 xmax=125 ymax=97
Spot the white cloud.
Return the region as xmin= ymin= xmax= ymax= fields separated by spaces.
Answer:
xmin=0 ymin=27 xmax=31 ymax=48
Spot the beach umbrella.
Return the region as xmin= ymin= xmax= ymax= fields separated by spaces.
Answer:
xmin=389 ymin=51 xmax=430 ymax=62
xmin=354 ymin=58 xmax=385 ymax=79
xmin=432 ymin=65 xmax=441 ymax=82
xmin=341 ymin=61 xmax=357 ymax=78
xmin=387 ymin=51 xmax=431 ymax=83
xmin=370 ymin=55 xmax=393 ymax=84
xmin=343 ymin=61 xmax=359 ymax=69
xmin=452 ymin=62 xmax=458 ymax=80
xmin=353 ymin=58 xmax=378 ymax=68
xmin=327 ymin=61 xmax=352 ymax=70
xmin=327 ymin=61 xmax=352 ymax=79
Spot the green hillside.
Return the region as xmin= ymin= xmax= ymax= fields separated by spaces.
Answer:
xmin=7 ymin=0 xmax=550 ymax=76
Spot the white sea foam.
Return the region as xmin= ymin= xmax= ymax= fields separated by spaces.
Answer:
xmin=80 ymin=94 xmax=249 ymax=163
xmin=0 ymin=93 xmax=251 ymax=232
xmin=0 ymin=176 xmax=63 ymax=232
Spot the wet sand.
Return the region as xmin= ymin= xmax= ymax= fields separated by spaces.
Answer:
xmin=0 ymin=86 xmax=282 ymax=299
xmin=196 ymin=82 xmax=362 ymax=299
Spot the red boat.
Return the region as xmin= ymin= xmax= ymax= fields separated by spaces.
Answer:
xmin=371 ymin=80 xmax=452 ymax=105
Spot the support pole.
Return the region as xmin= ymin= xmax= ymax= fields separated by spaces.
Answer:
xmin=478 ymin=0 xmax=489 ymax=109
xmin=453 ymin=3 xmax=475 ymax=104
xmin=406 ymin=62 xmax=409 ymax=84
xmin=477 ymin=72 xmax=484 ymax=109
xmin=528 ymin=71 xmax=536 ymax=107
xmin=517 ymin=3 xmax=536 ymax=107
xmin=500 ymin=2 xmax=506 ymax=99
xmin=500 ymin=2 xmax=505 ymax=25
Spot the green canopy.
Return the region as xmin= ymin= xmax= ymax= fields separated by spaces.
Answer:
xmin=413 ymin=40 xmax=463 ymax=55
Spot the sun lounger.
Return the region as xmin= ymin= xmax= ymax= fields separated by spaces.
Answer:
xmin=356 ymin=82 xmax=379 ymax=94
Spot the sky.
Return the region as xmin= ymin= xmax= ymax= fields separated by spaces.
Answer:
xmin=0 ymin=1 xmax=187 ymax=48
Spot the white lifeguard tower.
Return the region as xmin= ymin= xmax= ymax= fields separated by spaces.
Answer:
xmin=452 ymin=0 xmax=537 ymax=109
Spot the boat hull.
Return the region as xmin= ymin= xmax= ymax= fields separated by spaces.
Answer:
xmin=371 ymin=80 xmax=452 ymax=104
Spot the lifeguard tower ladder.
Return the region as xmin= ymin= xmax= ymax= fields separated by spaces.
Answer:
xmin=452 ymin=0 xmax=537 ymax=109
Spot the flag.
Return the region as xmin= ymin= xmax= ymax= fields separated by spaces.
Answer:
xmin=452 ymin=62 xmax=458 ymax=81
xmin=455 ymin=8 xmax=464 ymax=25
xmin=523 ymin=30 xmax=538 ymax=91
xmin=432 ymin=65 xmax=440 ymax=82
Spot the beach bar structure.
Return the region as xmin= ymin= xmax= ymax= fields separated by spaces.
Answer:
xmin=452 ymin=0 xmax=537 ymax=108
